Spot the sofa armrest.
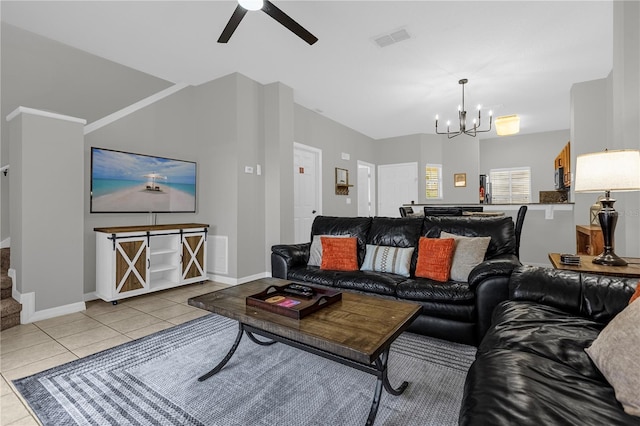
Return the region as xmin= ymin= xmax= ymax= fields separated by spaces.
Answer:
xmin=467 ymin=255 xmax=521 ymax=290
xmin=475 ymin=276 xmax=511 ymax=344
xmin=469 ymin=256 xmax=520 ymax=344
xmin=271 ymin=243 xmax=311 ymax=279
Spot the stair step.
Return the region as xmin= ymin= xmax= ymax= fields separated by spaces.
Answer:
xmin=1 ymin=297 xmax=22 ymax=331
xmin=1 ymin=247 xmax=9 ymax=275
xmin=1 ymin=275 xmax=11 ymax=300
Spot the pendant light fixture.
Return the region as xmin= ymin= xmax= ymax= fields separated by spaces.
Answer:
xmin=435 ymin=79 xmax=492 ymax=139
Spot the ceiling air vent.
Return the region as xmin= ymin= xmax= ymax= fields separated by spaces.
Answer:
xmin=373 ymin=28 xmax=411 ymax=48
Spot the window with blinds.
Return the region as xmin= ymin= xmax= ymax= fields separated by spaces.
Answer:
xmin=489 ymin=167 xmax=531 ymax=204
xmin=425 ymin=164 xmax=443 ymax=200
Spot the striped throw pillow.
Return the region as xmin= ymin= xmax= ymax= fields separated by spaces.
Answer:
xmin=360 ymin=245 xmax=415 ymax=277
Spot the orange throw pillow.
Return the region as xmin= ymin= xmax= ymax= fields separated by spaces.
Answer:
xmin=415 ymin=237 xmax=455 ymax=282
xmin=629 ymin=282 xmax=640 ymax=305
xmin=320 ymin=237 xmax=359 ymax=271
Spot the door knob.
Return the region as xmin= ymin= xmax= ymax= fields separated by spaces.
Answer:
xmin=312 ymin=210 xmax=317 ymax=214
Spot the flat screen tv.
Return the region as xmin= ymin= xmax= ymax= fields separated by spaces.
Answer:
xmin=90 ymin=147 xmax=197 ymax=213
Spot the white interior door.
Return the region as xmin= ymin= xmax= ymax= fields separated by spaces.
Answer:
xmin=357 ymin=161 xmax=376 ymax=217
xmin=293 ymin=143 xmax=322 ymax=243
xmin=378 ymin=162 xmax=418 ymax=217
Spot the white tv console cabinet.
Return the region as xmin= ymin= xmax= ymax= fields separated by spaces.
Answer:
xmin=95 ymin=223 xmax=209 ymax=304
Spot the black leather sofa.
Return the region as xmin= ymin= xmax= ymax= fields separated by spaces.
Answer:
xmin=460 ymin=265 xmax=640 ymax=425
xmin=271 ymin=215 xmax=521 ymax=346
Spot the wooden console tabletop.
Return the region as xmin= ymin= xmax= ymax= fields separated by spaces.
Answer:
xmin=548 ymin=253 xmax=640 ymax=278
xmin=94 ymin=223 xmax=209 ymax=233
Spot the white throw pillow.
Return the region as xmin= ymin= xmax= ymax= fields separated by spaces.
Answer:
xmin=440 ymin=232 xmax=491 ymax=282
xmin=360 ymin=245 xmax=415 ymax=277
xmin=308 ymin=234 xmax=349 ymax=266
xmin=585 ymin=299 xmax=640 ymax=417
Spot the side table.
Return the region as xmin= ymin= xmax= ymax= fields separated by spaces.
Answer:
xmin=575 ymin=225 xmax=603 ymax=256
xmin=548 ymin=253 xmax=640 ymax=278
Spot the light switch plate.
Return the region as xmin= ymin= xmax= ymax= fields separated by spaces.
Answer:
xmin=341 ymin=152 xmax=350 ymax=160
xmin=256 ymin=164 xmax=262 ymax=175
xmin=244 ymin=166 xmax=253 ymax=174
xmin=346 ymin=198 xmax=351 ymax=204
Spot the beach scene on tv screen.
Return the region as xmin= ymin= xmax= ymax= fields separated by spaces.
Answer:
xmin=91 ymin=148 xmax=196 ymax=212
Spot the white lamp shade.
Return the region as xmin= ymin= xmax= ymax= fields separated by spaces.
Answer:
xmin=574 ymin=149 xmax=640 ymax=192
xmin=495 ymin=115 xmax=520 ymax=136
xmin=238 ymin=0 xmax=263 ymax=11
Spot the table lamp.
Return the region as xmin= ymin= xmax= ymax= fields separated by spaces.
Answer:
xmin=574 ymin=149 xmax=640 ymax=266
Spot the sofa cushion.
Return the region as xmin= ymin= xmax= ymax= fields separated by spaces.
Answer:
xmin=332 ymin=271 xmax=405 ymax=296
xmin=396 ymin=278 xmax=474 ymax=303
xmin=308 ymin=234 xmax=349 ymax=266
xmin=460 ymin=349 xmax=639 ymax=426
xmin=320 ymin=237 xmax=359 ymax=271
xmin=311 ymin=216 xmax=372 ymax=266
xmin=585 ymin=299 xmax=640 ymax=417
xmin=415 ymin=237 xmax=455 ymax=282
xmin=361 ymin=244 xmax=414 ymax=277
xmin=366 ymin=217 xmax=422 ymax=247
xmin=287 ymin=267 xmax=339 ymax=287
xmin=479 ymin=300 xmax=604 ymax=380
xmin=406 ymin=299 xmax=476 ymax=322
xmin=510 ymin=266 xmax=638 ymax=324
xmin=441 ymin=231 xmax=491 ymax=282
xmin=422 ymin=216 xmax=516 ymax=258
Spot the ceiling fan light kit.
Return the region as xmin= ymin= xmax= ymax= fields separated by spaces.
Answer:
xmin=238 ymin=0 xmax=263 ymax=11
xmin=219 ymin=0 xmax=318 ymax=45
xmin=435 ymin=79 xmax=493 ymax=139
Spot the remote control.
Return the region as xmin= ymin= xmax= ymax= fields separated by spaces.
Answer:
xmin=283 ymin=283 xmax=315 ymax=298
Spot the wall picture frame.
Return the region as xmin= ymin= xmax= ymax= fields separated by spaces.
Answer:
xmin=454 ymin=173 xmax=467 ymax=187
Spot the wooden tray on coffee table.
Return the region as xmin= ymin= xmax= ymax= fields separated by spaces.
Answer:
xmin=246 ymin=284 xmax=341 ymax=319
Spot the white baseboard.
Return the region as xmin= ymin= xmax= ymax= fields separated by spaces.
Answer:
xmin=26 ymin=301 xmax=87 ymax=324
xmin=0 ymin=238 xmax=10 ymax=249
xmin=11 ymin=280 xmax=86 ymax=324
xmin=207 ymin=272 xmax=270 ymax=286
xmin=84 ymin=292 xmax=99 ymax=302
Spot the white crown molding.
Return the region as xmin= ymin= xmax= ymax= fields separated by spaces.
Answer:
xmin=6 ymin=106 xmax=86 ymax=124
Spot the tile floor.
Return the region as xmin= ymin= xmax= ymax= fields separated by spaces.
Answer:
xmin=0 ymin=280 xmax=229 ymax=426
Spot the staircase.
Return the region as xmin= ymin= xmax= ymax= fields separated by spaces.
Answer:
xmin=1 ymin=248 xmax=22 ymax=331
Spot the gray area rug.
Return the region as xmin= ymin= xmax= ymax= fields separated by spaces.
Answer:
xmin=14 ymin=314 xmax=476 ymax=425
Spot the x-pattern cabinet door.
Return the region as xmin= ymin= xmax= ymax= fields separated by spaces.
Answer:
xmin=181 ymin=233 xmax=206 ymax=282
xmin=114 ymin=237 xmax=149 ymax=294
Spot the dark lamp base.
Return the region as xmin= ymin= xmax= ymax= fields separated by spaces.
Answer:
xmin=593 ymin=252 xmax=628 ymax=266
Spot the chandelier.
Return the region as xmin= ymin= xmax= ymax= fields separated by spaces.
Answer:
xmin=435 ymin=79 xmax=492 ymax=139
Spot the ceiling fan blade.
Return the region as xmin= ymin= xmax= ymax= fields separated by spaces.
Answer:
xmin=262 ymin=0 xmax=318 ymax=45
xmin=218 ymin=5 xmax=248 ymax=43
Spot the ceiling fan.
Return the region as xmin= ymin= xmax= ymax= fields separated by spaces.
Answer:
xmin=218 ymin=0 xmax=318 ymax=45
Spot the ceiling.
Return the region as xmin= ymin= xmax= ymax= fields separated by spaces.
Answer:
xmin=1 ymin=1 xmax=613 ymax=140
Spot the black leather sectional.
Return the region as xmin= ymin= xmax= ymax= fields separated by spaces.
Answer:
xmin=271 ymin=215 xmax=521 ymax=346
xmin=460 ymin=266 xmax=640 ymax=425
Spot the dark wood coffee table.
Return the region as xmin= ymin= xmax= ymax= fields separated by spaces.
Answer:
xmin=188 ymin=277 xmax=421 ymax=426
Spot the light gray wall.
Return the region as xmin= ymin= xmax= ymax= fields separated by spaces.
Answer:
xmin=1 ymin=23 xmax=172 ymax=243
xmin=480 ymin=130 xmax=571 ymax=202
xmin=442 ymin=135 xmax=480 ymax=203
xmin=374 ymin=133 xmax=465 ymax=205
xmin=193 ymin=75 xmax=241 ymax=279
xmin=570 ymin=78 xmax=609 ymax=227
xmin=9 ymin=112 xmax=85 ymax=310
xmin=294 ymin=105 xmax=375 ymax=217
xmin=611 ymin=0 xmax=640 ymax=257
xmin=235 ymin=74 xmax=266 ymax=278
xmin=84 ymin=86 xmax=205 ymax=295
xmin=264 ymin=82 xmax=295 ymax=253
